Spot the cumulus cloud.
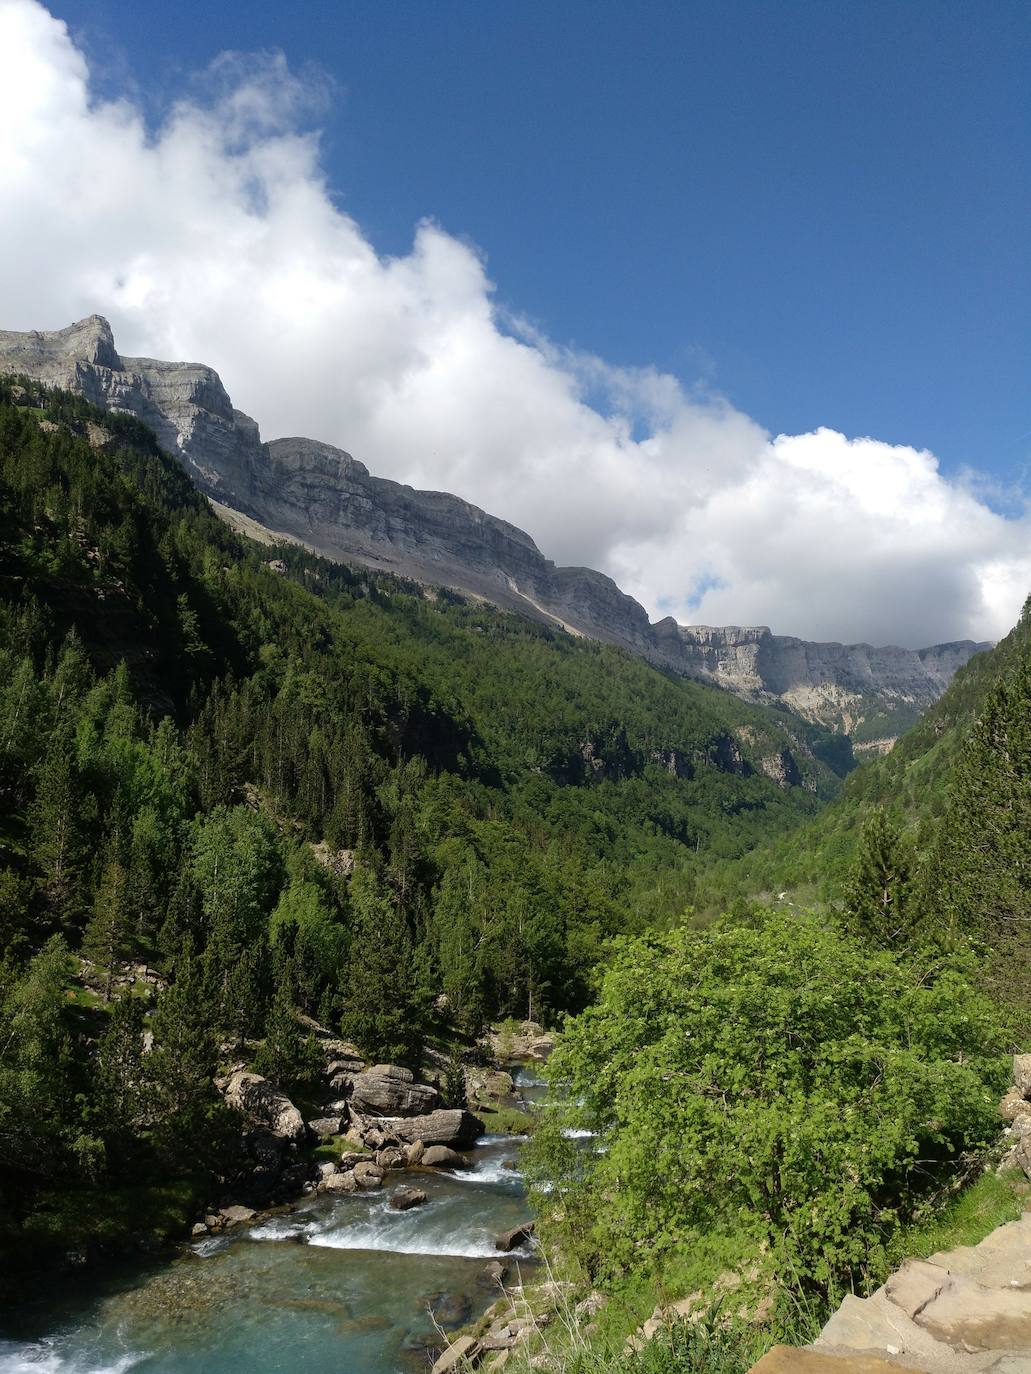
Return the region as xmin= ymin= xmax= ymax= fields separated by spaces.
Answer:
xmin=0 ymin=0 xmax=1027 ymax=646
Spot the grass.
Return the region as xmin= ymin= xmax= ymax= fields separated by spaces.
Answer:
xmin=884 ymin=1164 xmax=1029 ymax=1271
xmin=311 ymin=1133 xmax=368 ymax=1162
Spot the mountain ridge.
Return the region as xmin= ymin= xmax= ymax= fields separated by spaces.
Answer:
xmin=0 ymin=315 xmax=989 ymax=745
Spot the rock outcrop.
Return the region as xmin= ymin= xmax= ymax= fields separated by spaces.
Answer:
xmin=224 ymin=1070 xmax=306 ymax=1143
xmin=0 ymin=317 xmax=988 ymax=747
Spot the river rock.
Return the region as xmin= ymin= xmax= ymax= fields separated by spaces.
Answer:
xmin=376 ymin=1146 xmax=405 ymax=1169
xmin=495 ymin=1221 xmax=534 ymax=1252
xmin=389 ymin=1109 xmax=485 ymax=1148
xmin=353 ymin=1161 xmax=385 ymax=1189
xmin=350 ymin=1065 xmax=440 ymax=1116
xmin=478 ymin=1259 xmax=509 ymax=1289
xmin=431 ymin=1335 xmax=479 ymax=1374
xmin=337 ymin=1151 xmax=375 ymax=1170
xmin=403 ymin=1140 xmax=425 ymax=1167
xmin=321 ymin=1170 xmax=357 ymax=1193
xmin=191 ymin=1222 xmax=208 ymax=1237
xmin=316 ymin=1161 xmax=339 ymax=1180
xmin=490 ymin=1021 xmax=557 ymax=1062
xmin=307 ymin=1115 xmax=345 ymax=1139
xmin=422 ymin=1145 xmax=469 ymax=1169
xmin=389 ymin=1186 xmax=428 ymax=1211
xmin=220 ymin=1204 xmax=257 ymax=1226
xmin=225 ymin=1070 xmax=306 ymax=1142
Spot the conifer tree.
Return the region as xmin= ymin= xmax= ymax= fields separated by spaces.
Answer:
xmin=340 ymin=865 xmax=424 ymax=1064
xmin=843 ymin=810 xmax=912 ymax=948
xmin=82 ymin=859 xmax=131 ymax=1001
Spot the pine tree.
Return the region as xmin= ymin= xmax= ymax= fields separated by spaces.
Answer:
xmin=82 ymin=860 xmax=131 ymax=1001
xmin=843 ymin=810 xmax=912 ymax=948
xmin=340 ymin=865 xmax=424 ymax=1064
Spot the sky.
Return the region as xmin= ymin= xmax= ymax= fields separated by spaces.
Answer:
xmin=0 ymin=0 xmax=1028 ymax=647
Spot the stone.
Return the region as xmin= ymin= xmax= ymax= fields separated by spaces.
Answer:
xmin=219 ymin=1205 xmax=257 ymax=1226
xmin=307 ymin=1115 xmax=345 ymax=1140
xmin=350 ymin=1064 xmax=440 ymax=1116
xmin=353 ymin=1161 xmax=384 ymax=1189
xmin=914 ymin=1274 xmax=1031 ymax=1351
xmin=316 ymin=1161 xmax=339 ymax=1180
xmin=389 ymin=1187 xmax=427 ymax=1211
xmin=320 ymin=1170 xmax=357 ymax=1194
xmin=337 ymin=1151 xmax=375 ymax=1170
xmin=748 ymin=1351 xmax=923 ymax=1373
xmin=422 ymin=1145 xmax=469 ymax=1169
xmin=882 ymin=1259 xmax=948 ymax=1319
xmin=1014 ymin=1055 xmax=1031 ymax=1098
xmin=0 ymin=317 xmax=984 ymax=757
xmin=478 ymin=1260 xmax=509 ymax=1290
xmin=495 ymin=1221 xmax=534 ymax=1253
xmin=224 ymin=1070 xmax=306 ymax=1142
xmin=1000 ymin=1087 xmax=1031 ymax=1121
xmin=376 ymin=1146 xmax=405 ymax=1170
xmin=431 ymin=1335 xmax=478 ymax=1374
xmin=191 ymin=1223 xmax=208 ymax=1237
xmin=389 ymin=1109 xmax=485 ymax=1148
xmin=245 ymin=1126 xmax=288 ymax=1167
xmin=403 ymin=1140 xmax=425 ymax=1167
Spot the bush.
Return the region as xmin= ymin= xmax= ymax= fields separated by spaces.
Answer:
xmin=527 ymin=909 xmax=1008 ymax=1294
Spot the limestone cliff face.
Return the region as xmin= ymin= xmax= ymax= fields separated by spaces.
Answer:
xmin=0 ymin=317 xmax=990 ymax=745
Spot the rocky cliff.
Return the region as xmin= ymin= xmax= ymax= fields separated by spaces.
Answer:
xmin=0 ymin=317 xmax=990 ymax=745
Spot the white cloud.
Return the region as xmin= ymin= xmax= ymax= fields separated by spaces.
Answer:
xmin=0 ymin=0 xmax=1027 ymax=647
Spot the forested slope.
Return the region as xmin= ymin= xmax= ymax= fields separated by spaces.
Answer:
xmin=709 ymin=608 xmax=1029 ymax=905
xmin=0 ymin=378 xmax=842 ymax=1272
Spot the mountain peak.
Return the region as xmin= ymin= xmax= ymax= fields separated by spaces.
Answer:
xmin=0 ymin=316 xmax=991 ymax=746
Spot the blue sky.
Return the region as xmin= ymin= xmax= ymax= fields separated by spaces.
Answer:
xmin=2 ymin=0 xmax=1030 ymax=644
xmin=50 ymin=0 xmax=1030 ymax=485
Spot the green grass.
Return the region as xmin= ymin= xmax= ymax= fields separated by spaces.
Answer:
xmin=311 ymin=1134 xmax=368 ymax=1162
xmin=885 ymin=1165 xmax=1028 ymax=1271
xmin=473 ymin=1102 xmax=537 ymax=1134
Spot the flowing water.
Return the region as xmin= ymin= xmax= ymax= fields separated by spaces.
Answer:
xmin=0 ymin=1121 xmax=541 ymax=1374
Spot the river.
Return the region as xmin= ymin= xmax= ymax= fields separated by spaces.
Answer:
xmin=0 ymin=1070 xmax=549 ymax=1374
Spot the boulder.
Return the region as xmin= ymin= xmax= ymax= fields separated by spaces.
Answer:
xmin=353 ymin=1161 xmax=385 ymax=1189
xmin=321 ymin=1170 xmax=357 ymax=1193
xmin=1015 ymin=1054 xmax=1031 ymax=1098
xmin=389 ymin=1109 xmax=485 ymax=1148
xmin=431 ymin=1336 xmax=479 ymax=1374
xmin=245 ymin=1127 xmax=287 ymax=1167
xmin=390 ymin=1186 xmax=428 ymax=1211
xmin=1000 ymin=1087 xmax=1031 ymax=1122
xmin=403 ymin=1140 xmax=425 ymax=1167
xmin=338 ymin=1151 xmax=376 ymax=1170
xmin=316 ymin=1161 xmax=339 ymax=1180
xmin=225 ymin=1071 xmax=306 ymax=1143
xmin=495 ymin=1221 xmax=534 ymax=1253
xmin=422 ymin=1145 xmax=469 ymax=1169
xmin=351 ymin=1064 xmax=441 ymax=1116
xmin=307 ymin=1115 xmax=345 ymax=1140
xmin=191 ymin=1222 xmax=208 ymax=1237
xmin=478 ymin=1259 xmax=509 ymax=1289
xmin=220 ymin=1204 xmax=257 ymax=1227
xmin=376 ymin=1146 xmax=405 ymax=1170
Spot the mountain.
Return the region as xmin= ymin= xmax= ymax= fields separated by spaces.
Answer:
xmin=0 ymin=316 xmax=988 ymax=746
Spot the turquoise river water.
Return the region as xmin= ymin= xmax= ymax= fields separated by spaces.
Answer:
xmin=0 ymin=1072 xmax=550 ymax=1374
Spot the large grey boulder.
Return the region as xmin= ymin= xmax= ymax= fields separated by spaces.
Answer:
xmin=1014 ymin=1054 xmax=1031 ymax=1098
xmin=388 ymin=1109 xmax=485 ymax=1148
xmin=350 ymin=1064 xmax=440 ymax=1116
xmin=224 ymin=1070 xmax=306 ymax=1143
xmin=421 ymin=1145 xmax=469 ymax=1169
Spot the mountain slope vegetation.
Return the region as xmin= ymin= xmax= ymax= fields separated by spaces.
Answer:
xmin=0 ymin=377 xmax=844 ymax=1273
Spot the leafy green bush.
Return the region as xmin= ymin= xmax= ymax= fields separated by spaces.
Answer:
xmin=528 ymin=909 xmax=1008 ymax=1294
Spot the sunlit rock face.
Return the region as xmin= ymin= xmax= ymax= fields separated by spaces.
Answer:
xmin=0 ymin=317 xmax=989 ymax=745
